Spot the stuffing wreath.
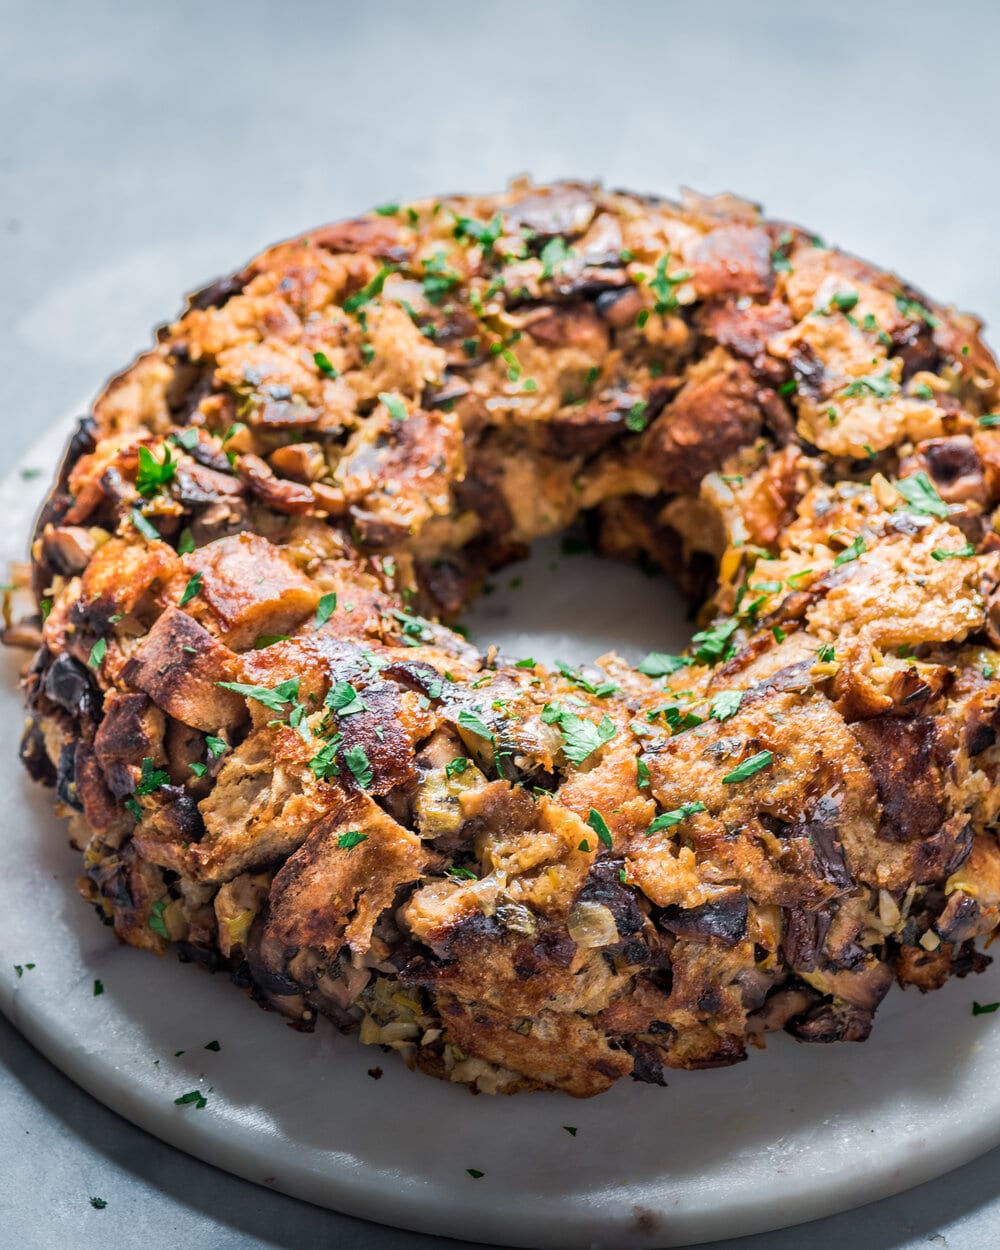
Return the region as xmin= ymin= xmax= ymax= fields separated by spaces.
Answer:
xmin=15 ymin=180 xmax=1000 ymax=1095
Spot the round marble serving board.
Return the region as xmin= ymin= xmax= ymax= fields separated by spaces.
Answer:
xmin=2 ymin=414 xmax=999 ymax=1249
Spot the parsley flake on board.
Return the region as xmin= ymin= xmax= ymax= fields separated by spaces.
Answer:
xmin=932 ymin=543 xmax=976 ymax=561
xmin=343 ymin=744 xmax=374 ymax=789
xmin=178 ymin=572 xmax=203 ymax=607
xmin=466 ymin=1168 xmax=485 ymax=1180
xmin=973 ymin=1001 xmax=1000 ymax=1015
xmin=174 ymin=1090 xmax=208 ymax=1109
xmin=204 ymin=1039 xmax=221 ymax=1051
xmin=93 ymin=979 xmax=104 ymax=996
xmin=586 ymin=808 xmax=613 ymax=848
xmin=89 ymin=1197 xmax=108 ymax=1210
xmin=722 ymin=750 xmax=774 ymax=784
xmin=647 ymin=802 xmax=706 ymax=835
xmin=136 ymin=444 xmax=176 ymax=496
xmin=895 ymin=471 xmax=949 ymax=518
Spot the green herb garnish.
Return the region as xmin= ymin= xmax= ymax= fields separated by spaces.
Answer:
xmin=722 ymin=750 xmax=774 ymax=784
xmin=178 ymin=572 xmax=203 ymax=607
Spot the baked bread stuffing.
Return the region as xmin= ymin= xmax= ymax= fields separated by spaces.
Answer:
xmin=12 ymin=180 xmax=1000 ymax=1096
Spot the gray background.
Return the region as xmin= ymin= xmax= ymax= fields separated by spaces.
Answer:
xmin=2 ymin=1 xmax=999 ymax=1246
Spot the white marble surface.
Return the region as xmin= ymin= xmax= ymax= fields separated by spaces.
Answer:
xmin=3 ymin=1 xmax=1000 ymax=1246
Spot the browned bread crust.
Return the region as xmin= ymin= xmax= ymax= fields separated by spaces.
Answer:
xmin=15 ymin=180 xmax=1000 ymax=1095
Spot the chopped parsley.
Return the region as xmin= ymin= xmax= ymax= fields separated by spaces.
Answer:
xmin=895 ymin=471 xmax=949 ymax=519
xmin=709 ymin=690 xmax=743 ymax=722
xmin=148 ymin=900 xmax=170 ymax=940
xmin=89 ymin=1197 xmax=108 ymax=1210
xmin=205 ymin=735 xmax=227 ymax=758
xmin=648 ymin=253 xmax=691 ymax=314
xmin=895 ymin=294 xmax=939 ymax=328
xmin=555 ymin=660 xmax=618 ymax=698
xmin=216 ymin=677 xmax=301 ymax=713
xmin=539 ymin=236 xmax=573 ymax=278
xmin=544 ymin=705 xmax=616 ymax=766
xmin=136 ymin=444 xmax=176 ymax=496
xmin=445 ymin=757 xmax=470 ymax=779
xmin=325 ymin=681 xmax=367 ymax=716
xmin=636 ymin=757 xmax=651 ymax=789
xmin=135 ymin=756 xmax=170 ymax=796
xmin=773 ymin=625 xmax=787 ymax=643
xmin=691 ymin=618 xmax=739 ymax=664
xmin=421 ymin=250 xmax=461 ymax=303
xmin=88 ymin=638 xmax=107 ymax=669
xmin=586 ymin=808 xmax=613 ymax=848
xmin=343 ymin=744 xmax=374 ymax=789
xmin=93 ymin=979 xmax=104 ymax=996
xmin=337 ymin=830 xmax=368 ymax=850
xmin=447 ymin=865 xmax=477 ymax=880
xmin=842 ymin=370 xmax=896 ymax=400
xmin=343 ymin=265 xmax=392 ymax=313
xmin=466 ymin=1169 xmax=485 ymax=1180
xmin=515 ymin=656 xmax=536 ymax=669
xmin=308 ymin=735 xmax=343 ymax=781
xmin=204 ymin=1039 xmax=221 ymax=1051
xmin=130 ymin=508 xmax=160 ymax=542
xmin=379 ymin=391 xmax=408 ymax=422
xmin=817 ymin=643 xmax=836 ymax=663
xmin=312 ymin=349 xmax=339 ymax=378
xmin=637 ymin=652 xmax=691 ymax=678
xmin=174 ymin=1089 xmax=208 ymax=1109
xmin=722 ymin=750 xmax=774 ymax=784
xmin=972 ymin=1001 xmax=1000 ymax=1015
xmin=178 ymin=527 xmax=195 ymax=555
xmin=625 ymin=400 xmax=649 ymax=432
xmin=178 ymin=572 xmax=203 ymax=607
xmin=314 ymin=592 xmax=337 ymax=628
xmin=647 ymin=802 xmax=706 ymax=835
xmin=931 ymin=543 xmax=976 ymax=561
xmin=563 ymin=1125 xmax=578 ymax=1136
xmin=834 ymin=535 xmax=866 ymax=566
xmin=189 ymin=762 xmax=208 ymax=778
xmin=453 ymin=213 xmax=503 ymax=252
xmin=458 ymin=708 xmax=493 ymax=741
xmin=13 ymin=963 xmax=35 ymax=977
xmin=978 ymin=413 xmax=1000 ymax=429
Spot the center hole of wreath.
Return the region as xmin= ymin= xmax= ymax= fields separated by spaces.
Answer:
xmin=462 ymin=533 xmax=694 ymax=671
